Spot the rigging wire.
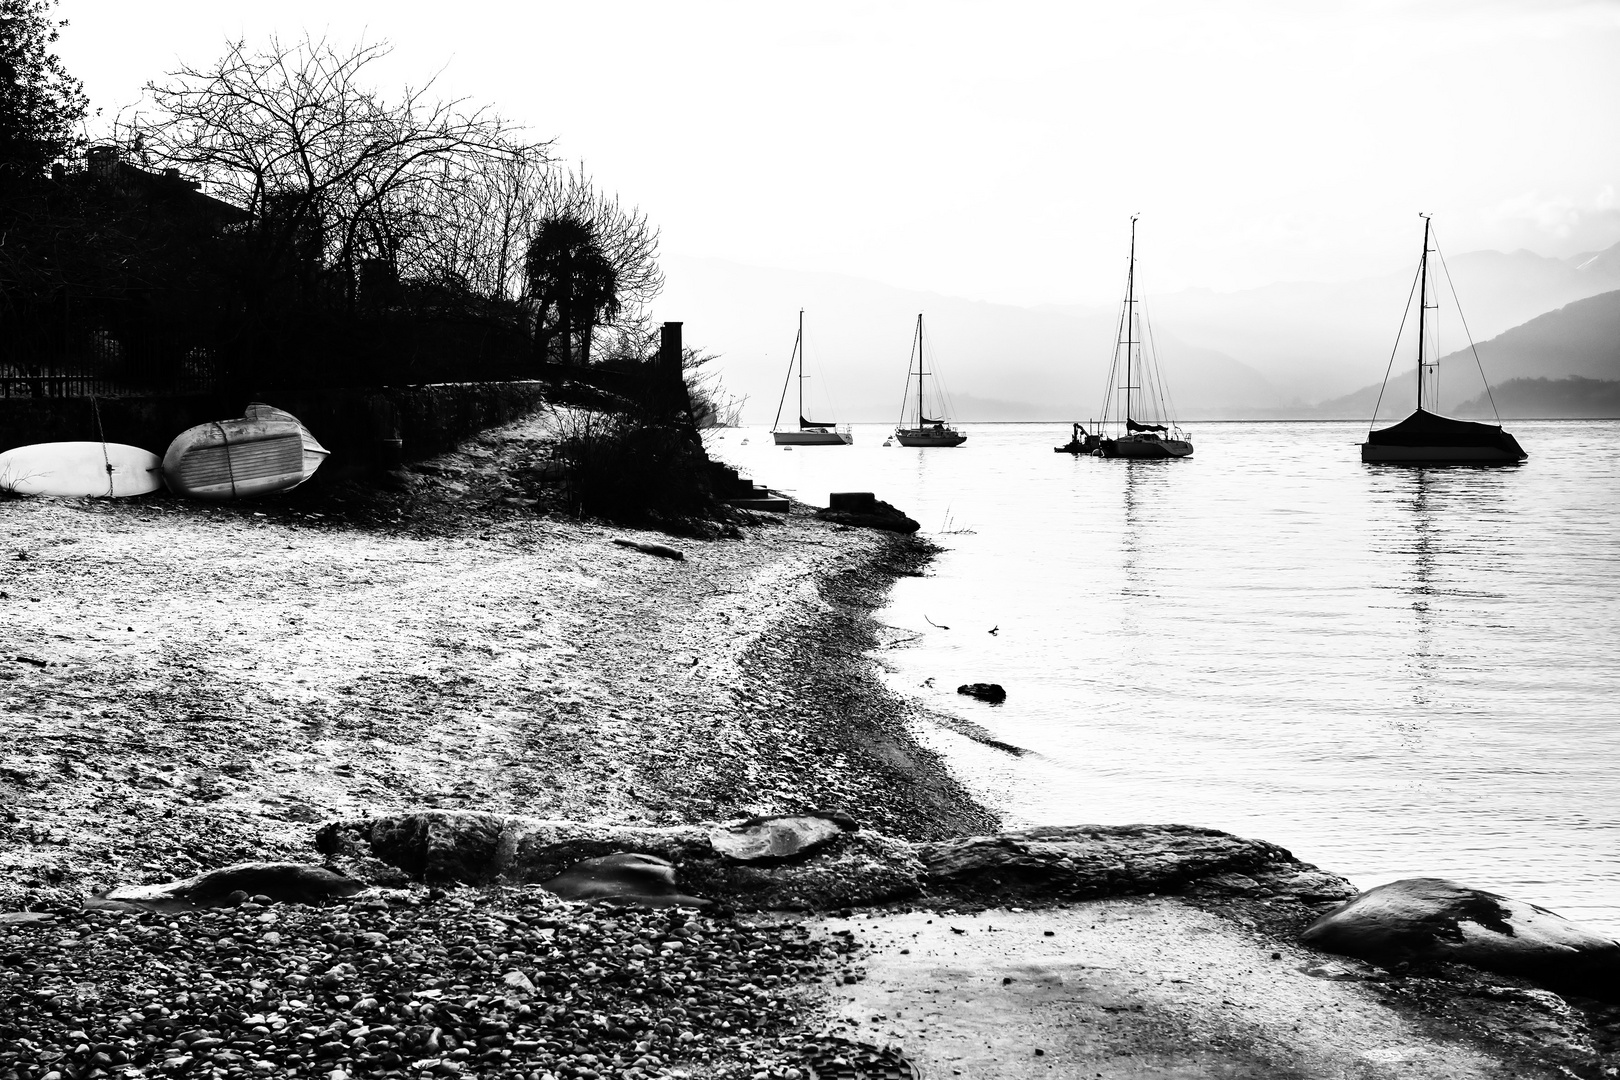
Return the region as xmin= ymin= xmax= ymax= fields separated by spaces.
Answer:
xmin=770 ymin=314 xmax=799 ymax=432
xmin=1369 ymin=260 xmax=1425 ymax=427
xmin=800 ymin=321 xmax=842 ymax=423
xmin=1432 ymin=229 xmax=1506 ymax=425
xmin=1142 ymin=307 xmax=1180 ymax=430
xmin=895 ymin=319 xmax=920 ymax=425
xmin=920 ymin=317 xmax=963 ymax=423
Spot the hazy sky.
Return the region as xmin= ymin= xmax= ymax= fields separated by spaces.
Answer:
xmin=56 ymin=0 xmax=1620 ymax=307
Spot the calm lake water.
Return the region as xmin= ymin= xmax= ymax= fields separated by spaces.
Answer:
xmin=706 ymin=420 xmax=1620 ymax=934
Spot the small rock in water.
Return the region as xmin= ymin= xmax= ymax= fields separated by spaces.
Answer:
xmin=956 ymin=682 xmax=1007 ymax=703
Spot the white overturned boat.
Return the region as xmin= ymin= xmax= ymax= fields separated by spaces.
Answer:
xmin=0 ymin=441 xmax=162 ymax=497
xmin=163 ymin=405 xmax=329 ymax=499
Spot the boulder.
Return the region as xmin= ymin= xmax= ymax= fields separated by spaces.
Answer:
xmin=956 ymin=682 xmax=1007 ymax=703
xmin=543 ymin=853 xmax=710 ymax=909
xmin=827 ymin=492 xmax=878 ymax=513
xmin=1301 ymin=877 xmax=1620 ymax=1000
xmin=916 ymin=824 xmax=1357 ymax=904
xmin=816 ymin=497 xmax=920 ymax=534
xmin=707 ymin=812 xmax=857 ymax=864
xmin=90 ymin=862 xmax=367 ymax=912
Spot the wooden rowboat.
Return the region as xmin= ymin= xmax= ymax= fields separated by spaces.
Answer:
xmin=163 ymin=408 xmax=329 ymax=499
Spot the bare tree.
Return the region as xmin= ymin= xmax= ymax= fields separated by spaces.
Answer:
xmin=414 ymin=142 xmax=551 ymax=302
xmin=137 ymin=35 xmax=537 ymax=313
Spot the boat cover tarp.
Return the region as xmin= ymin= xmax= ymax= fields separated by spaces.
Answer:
xmin=920 ymin=415 xmax=946 ymax=425
xmin=799 ymin=415 xmax=837 ymax=429
xmin=1366 ymin=409 xmax=1524 ymax=453
xmin=1127 ymin=418 xmax=1167 ymax=433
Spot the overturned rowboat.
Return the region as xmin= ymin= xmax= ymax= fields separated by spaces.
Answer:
xmin=163 ymin=406 xmax=329 ymax=500
xmin=0 ymin=441 xmax=163 ymax=498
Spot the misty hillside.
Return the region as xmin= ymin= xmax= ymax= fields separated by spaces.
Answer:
xmin=1147 ymin=243 xmax=1620 ymax=402
xmin=656 ymin=242 xmax=1620 ymax=423
xmin=1310 ymin=290 xmax=1620 ymax=420
xmin=656 ymin=256 xmax=1287 ymax=423
xmin=1454 ymin=377 xmax=1620 ymax=419
xmin=1460 ymin=289 xmax=1620 ymax=383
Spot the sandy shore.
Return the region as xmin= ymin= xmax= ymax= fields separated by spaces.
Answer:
xmin=2 ymin=413 xmax=1614 ymax=1079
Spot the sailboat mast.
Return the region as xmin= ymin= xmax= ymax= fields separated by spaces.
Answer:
xmin=1416 ymin=216 xmax=1431 ymax=413
xmin=916 ymin=314 xmax=924 ymax=426
xmin=1125 ymin=215 xmax=1138 ymax=427
xmin=797 ymin=308 xmax=805 ymax=426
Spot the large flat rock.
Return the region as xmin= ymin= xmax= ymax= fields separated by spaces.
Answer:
xmin=319 ymin=813 xmax=1356 ymax=912
xmin=916 ymin=824 xmax=1357 ymax=905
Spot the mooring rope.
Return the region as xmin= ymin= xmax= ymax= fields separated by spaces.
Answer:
xmin=212 ymin=420 xmax=238 ymax=499
xmin=89 ymin=392 xmax=113 ymax=497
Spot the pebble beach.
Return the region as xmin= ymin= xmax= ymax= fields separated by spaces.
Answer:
xmin=4 ymin=413 xmax=1619 ymax=1080
xmin=0 ymin=413 xmax=987 ymax=1079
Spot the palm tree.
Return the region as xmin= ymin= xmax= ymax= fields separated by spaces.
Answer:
xmin=524 ymin=213 xmax=619 ymax=365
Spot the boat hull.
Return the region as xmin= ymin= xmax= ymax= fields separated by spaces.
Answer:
xmin=164 ymin=418 xmax=324 ymax=499
xmin=1361 ymin=409 xmax=1525 ymax=464
xmin=773 ymin=429 xmax=852 ymax=446
xmin=0 ymin=442 xmax=163 ymax=497
xmin=1100 ymin=435 xmax=1193 ymax=459
xmin=1360 ymin=443 xmax=1525 ymax=464
xmin=895 ymin=427 xmax=966 ymax=447
xmin=244 ymin=402 xmax=332 ymax=476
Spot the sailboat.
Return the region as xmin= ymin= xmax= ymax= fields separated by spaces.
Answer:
xmin=894 ymin=314 xmax=966 ymax=447
xmin=771 ymin=310 xmax=852 ymax=446
xmin=1360 ymin=215 xmax=1526 ymax=464
xmin=1058 ymin=215 xmax=1192 ymax=459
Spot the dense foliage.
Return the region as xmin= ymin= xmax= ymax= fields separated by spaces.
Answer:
xmin=0 ymin=0 xmax=86 ymax=189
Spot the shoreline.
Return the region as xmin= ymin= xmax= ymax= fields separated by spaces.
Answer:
xmin=2 ymin=415 xmax=1616 ymax=1078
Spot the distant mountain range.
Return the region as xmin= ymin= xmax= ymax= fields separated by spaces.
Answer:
xmin=654 ymin=241 xmax=1620 ymax=423
xmin=1313 ymin=289 xmax=1620 ymax=420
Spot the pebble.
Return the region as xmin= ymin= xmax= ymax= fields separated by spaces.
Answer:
xmin=0 ymin=888 xmax=842 ymax=1080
